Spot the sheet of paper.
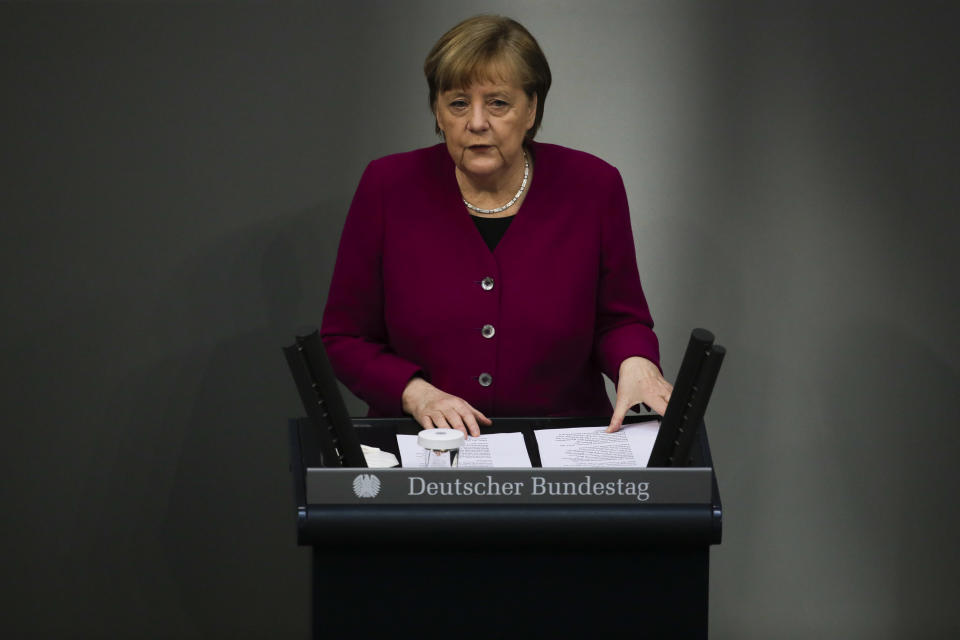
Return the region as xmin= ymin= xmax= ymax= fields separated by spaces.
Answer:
xmin=397 ymin=432 xmax=532 ymax=468
xmin=534 ymin=423 xmax=659 ymax=468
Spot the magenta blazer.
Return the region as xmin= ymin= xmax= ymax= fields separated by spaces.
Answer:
xmin=321 ymin=142 xmax=660 ymax=417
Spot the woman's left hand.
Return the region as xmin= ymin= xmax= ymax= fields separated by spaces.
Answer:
xmin=606 ymin=356 xmax=673 ymax=433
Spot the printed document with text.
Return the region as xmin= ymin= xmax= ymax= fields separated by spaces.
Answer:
xmin=534 ymin=422 xmax=659 ymax=468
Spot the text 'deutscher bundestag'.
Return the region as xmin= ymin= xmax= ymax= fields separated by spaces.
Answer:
xmin=305 ymin=468 xmax=712 ymax=504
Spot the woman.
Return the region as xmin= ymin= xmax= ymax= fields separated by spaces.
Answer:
xmin=321 ymin=15 xmax=672 ymax=436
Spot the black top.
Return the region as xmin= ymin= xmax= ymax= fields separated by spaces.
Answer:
xmin=471 ymin=214 xmax=516 ymax=251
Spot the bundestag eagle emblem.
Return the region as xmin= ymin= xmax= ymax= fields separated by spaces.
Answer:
xmin=352 ymin=474 xmax=381 ymax=498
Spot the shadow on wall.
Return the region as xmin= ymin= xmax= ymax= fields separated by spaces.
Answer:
xmin=158 ymin=202 xmax=348 ymax=635
xmin=65 ymin=201 xmax=353 ymax=637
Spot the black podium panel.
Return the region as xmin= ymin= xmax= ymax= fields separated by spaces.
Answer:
xmin=312 ymin=547 xmax=708 ymax=638
xmin=289 ymin=416 xmax=722 ymax=639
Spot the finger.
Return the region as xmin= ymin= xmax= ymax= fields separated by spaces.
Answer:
xmin=444 ymin=411 xmax=469 ymax=435
xmin=464 ymin=404 xmax=492 ymax=426
xmin=655 ymin=378 xmax=674 ymax=398
xmin=607 ymin=397 xmax=630 ymax=433
xmin=648 ymin=394 xmax=669 ymax=416
xmin=476 ymin=411 xmax=493 ymax=426
xmin=421 ymin=414 xmax=435 ymax=429
xmin=431 ymin=414 xmax=451 ymax=430
xmin=463 ymin=413 xmax=482 ymax=437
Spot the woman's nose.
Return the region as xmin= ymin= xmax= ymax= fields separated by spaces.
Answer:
xmin=467 ymin=103 xmax=489 ymax=132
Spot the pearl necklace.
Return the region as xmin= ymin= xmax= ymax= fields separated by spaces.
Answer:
xmin=461 ymin=152 xmax=529 ymax=215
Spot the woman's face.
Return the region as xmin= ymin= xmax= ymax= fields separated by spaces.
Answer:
xmin=435 ymin=78 xmax=537 ymax=182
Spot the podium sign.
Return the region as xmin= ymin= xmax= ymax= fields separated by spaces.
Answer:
xmin=305 ymin=467 xmax=712 ymax=505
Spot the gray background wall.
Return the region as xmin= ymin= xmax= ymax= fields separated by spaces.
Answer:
xmin=2 ymin=1 xmax=958 ymax=638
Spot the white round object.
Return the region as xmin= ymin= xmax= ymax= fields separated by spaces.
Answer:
xmin=417 ymin=428 xmax=465 ymax=451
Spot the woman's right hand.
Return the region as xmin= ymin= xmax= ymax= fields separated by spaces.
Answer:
xmin=401 ymin=377 xmax=492 ymax=436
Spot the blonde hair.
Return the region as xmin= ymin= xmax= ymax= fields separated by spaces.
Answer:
xmin=424 ymin=15 xmax=552 ymax=139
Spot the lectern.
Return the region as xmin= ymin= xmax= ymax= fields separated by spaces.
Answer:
xmin=285 ymin=330 xmax=724 ymax=639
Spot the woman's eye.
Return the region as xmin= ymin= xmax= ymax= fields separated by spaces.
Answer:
xmin=490 ymin=100 xmax=508 ymax=108
xmin=450 ymin=100 xmax=468 ymax=109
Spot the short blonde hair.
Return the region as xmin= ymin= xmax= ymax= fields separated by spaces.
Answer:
xmin=424 ymin=15 xmax=552 ymax=139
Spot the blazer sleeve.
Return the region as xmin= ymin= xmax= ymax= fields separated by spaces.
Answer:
xmin=320 ymin=160 xmax=422 ymax=415
xmin=593 ymin=166 xmax=661 ymax=383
